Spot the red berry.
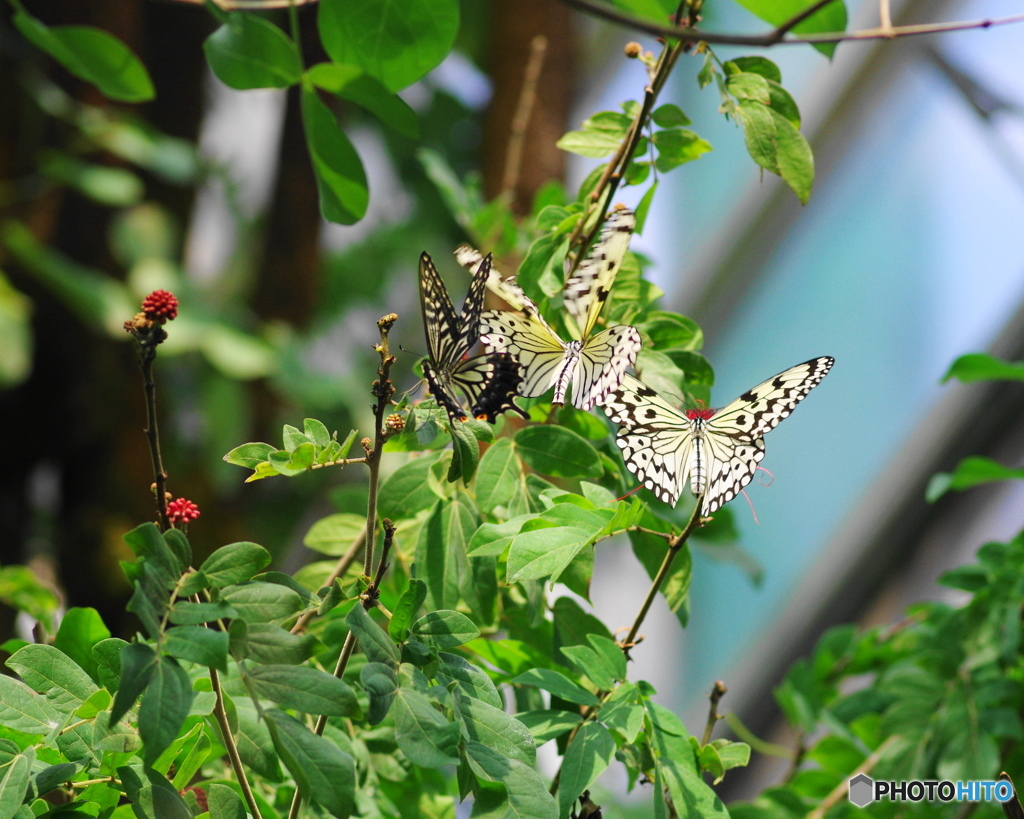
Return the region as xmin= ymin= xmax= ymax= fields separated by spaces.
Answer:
xmin=167 ymin=497 xmax=200 ymax=524
xmin=141 ymin=290 xmax=179 ymax=321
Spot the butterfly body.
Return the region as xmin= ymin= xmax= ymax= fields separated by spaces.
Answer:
xmin=459 ymin=209 xmax=642 ymax=410
xmin=603 ymin=356 xmax=833 ymax=514
xmin=418 ymin=252 xmax=525 ymax=425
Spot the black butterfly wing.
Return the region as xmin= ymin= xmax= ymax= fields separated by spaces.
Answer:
xmin=419 ymin=252 xmax=462 ymax=368
xmin=452 ymin=352 xmax=527 ymax=423
xmin=458 ymin=251 xmax=491 ymax=352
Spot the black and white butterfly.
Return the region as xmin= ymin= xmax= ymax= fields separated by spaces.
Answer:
xmin=601 ymin=357 xmax=834 ymax=514
xmin=418 ymin=251 xmax=525 ymax=426
xmin=457 ymin=209 xmax=642 ymax=411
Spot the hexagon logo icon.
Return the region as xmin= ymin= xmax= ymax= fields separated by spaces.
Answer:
xmin=848 ymin=773 xmax=874 ymax=807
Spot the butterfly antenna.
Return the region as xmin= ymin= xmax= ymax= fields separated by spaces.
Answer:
xmin=740 ymin=489 xmax=761 ymax=525
xmin=756 ymin=465 xmax=775 ymax=488
xmin=616 ymin=485 xmax=644 ymax=502
xmin=398 ymin=343 xmax=426 ymax=358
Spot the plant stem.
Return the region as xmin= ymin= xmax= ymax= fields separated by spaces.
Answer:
xmin=558 ymin=0 xmax=1024 ymax=47
xmin=701 ymin=680 xmax=727 ymax=745
xmin=140 ymin=350 xmax=170 ymax=531
xmin=621 ymin=498 xmax=704 ymax=653
xmin=288 ymin=316 xmax=398 ymax=819
xmin=290 ymin=530 xmax=366 ymax=635
xmin=210 ymin=667 xmax=263 ymax=819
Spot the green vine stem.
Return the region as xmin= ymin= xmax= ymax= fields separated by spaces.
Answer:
xmin=701 ymin=680 xmax=727 ymax=745
xmin=139 ymin=338 xmax=170 ymax=531
xmin=211 ymin=666 xmax=264 ymax=819
xmin=621 ymin=496 xmax=705 ymax=653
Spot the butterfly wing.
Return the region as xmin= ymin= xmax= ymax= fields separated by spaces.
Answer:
xmin=564 ymin=209 xmax=635 ymax=339
xmin=457 ymin=251 xmax=490 ymax=350
xmin=451 ymin=352 xmax=526 ymax=423
xmin=700 ymin=433 xmax=766 ymax=515
xmin=570 ymin=324 xmax=642 ymax=410
xmin=454 ymin=245 xmax=532 ymax=312
xmin=698 ymin=356 xmax=834 ymax=514
xmin=480 ymin=310 xmax=569 ymax=400
xmin=602 ymin=375 xmax=695 ymax=505
xmin=709 ymin=356 xmax=835 ymax=439
xmin=419 ymin=252 xmax=462 ymax=366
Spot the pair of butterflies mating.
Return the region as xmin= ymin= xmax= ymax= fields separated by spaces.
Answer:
xmin=419 ymin=209 xmax=833 ymax=515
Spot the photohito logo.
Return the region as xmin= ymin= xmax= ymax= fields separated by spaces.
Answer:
xmin=848 ymin=774 xmax=1014 ymax=807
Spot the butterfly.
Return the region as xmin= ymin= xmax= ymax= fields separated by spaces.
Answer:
xmin=418 ymin=251 xmax=526 ymax=426
xmin=601 ymin=357 xmax=834 ymax=514
xmin=456 ymin=209 xmax=642 ymax=411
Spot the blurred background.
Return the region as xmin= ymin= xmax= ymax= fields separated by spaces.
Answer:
xmin=2 ymin=0 xmax=1024 ymax=799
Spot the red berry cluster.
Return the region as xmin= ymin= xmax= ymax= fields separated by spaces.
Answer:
xmin=141 ymin=289 xmax=179 ymax=322
xmin=167 ymin=497 xmax=200 ymax=524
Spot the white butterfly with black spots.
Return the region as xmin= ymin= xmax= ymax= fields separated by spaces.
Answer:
xmin=455 ymin=209 xmax=642 ymax=411
xmin=601 ymin=357 xmax=834 ymax=514
xmin=418 ymin=251 xmax=526 ymax=427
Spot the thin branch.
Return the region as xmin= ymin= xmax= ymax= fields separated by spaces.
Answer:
xmin=879 ymin=0 xmax=894 ymax=36
xmin=290 ymin=530 xmax=366 ymax=635
xmin=363 ymin=313 xmax=399 ymax=576
xmin=621 ymin=498 xmax=705 ymax=653
xmin=805 ymin=736 xmax=899 ymax=819
xmin=211 ymin=668 xmax=263 ymax=819
xmin=139 ymin=347 xmax=171 ymax=531
xmin=701 ymin=681 xmax=727 ymax=745
xmin=501 ymin=35 xmax=548 ymax=201
xmin=307 ymin=456 xmax=367 ymax=471
xmin=558 ymin=0 xmax=1024 ymax=48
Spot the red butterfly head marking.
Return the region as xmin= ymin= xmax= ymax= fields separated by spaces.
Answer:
xmin=685 ymin=407 xmax=716 ymax=420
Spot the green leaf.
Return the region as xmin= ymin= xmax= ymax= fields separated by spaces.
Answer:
xmin=204 ymin=13 xmax=302 ymax=89
xmin=304 ymin=513 xmax=365 ymax=556
xmin=162 ymin=626 xmax=229 ymax=672
xmin=943 ymin=353 xmax=1024 ymax=383
xmin=199 ymin=542 xmax=271 ymax=588
xmin=652 ymin=103 xmax=691 ymax=127
xmin=221 ymin=582 xmax=305 ymax=624
xmin=232 ymin=696 xmax=282 ymax=780
xmin=109 ymin=642 xmax=156 ymax=725
xmin=53 ymin=607 xmax=110 ymax=684
xmin=515 ymin=709 xmax=582 ymax=743
xmin=557 ymin=128 xmax=622 ymax=158
xmin=0 ymin=676 xmax=57 ymax=735
xmin=416 ymin=495 xmax=480 ymax=613
xmin=725 ymin=72 xmax=772 ymax=103
xmin=658 ymin=756 xmax=730 ymax=817
xmin=6 ymin=643 xmax=98 ymax=715
xmin=307 ymin=63 xmax=419 ymax=138
xmin=513 ymin=668 xmax=599 ymax=707
xmin=475 ymin=439 xmax=523 ymax=516
xmin=223 ymin=441 xmax=275 ymax=470
xmin=558 ymin=722 xmax=616 ymax=818
xmin=394 ymin=688 xmax=460 ymax=767
xmin=266 ymin=709 xmax=355 ymax=818
xmin=208 ymin=783 xmax=247 ymax=819
xmin=448 ymin=419 xmax=481 ymax=484
xmin=436 ymin=652 xmax=502 ymax=710
xmin=0 ymin=751 xmax=33 ymax=818
xmin=346 ymin=605 xmax=400 ymax=666
xmin=13 ymin=12 xmax=154 ymax=102
xmin=319 ymin=0 xmax=458 ymax=92
xmin=506 ymin=504 xmax=614 ymax=584
xmin=139 ymin=657 xmax=193 ymax=765
xmin=410 ymin=610 xmax=480 ymax=650
xmin=725 ymin=56 xmax=782 ymax=83
xmin=638 ymin=312 xmax=703 ymax=352
xmin=379 ymin=456 xmax=444 ymax=519
xmin=456 ymin=693 xmax=537 ymax=765
xmin=301 ymin=85 xmax=369 ymax=225
xmin=39 ymin=151 xmax=143 ymax=207
xmin=241 ymin=623 xmax=319 ymax=665
xmin=770 ymin=108 xmax=814 ymax=204
xmin=390 ymin=578 xmax=428 ymax=642
xmin=248 ymin=665 xmax=358 ymax=716
xmin=651 ymin=129 xmax=713 ymax=173
xmin=168 ymin=601 xmax=237 ymax=625
xmin=464 ymin=741 xmax=557 ymax=817
xmin=33 ymin=761 xmax=77 ymax=799
xmin=515 ymin=426 xmax=602 ymax=478
xmin=927 ymin=457 xmax=1024 ymax=502
xmin=119 ymin=765 xmax=193 ymax=819
xmin=361 ymin=662 xmax=399 ymax=726
xmin=600 ymin=699 xmax=645 ymax=744
xmin=732 ymin=0 xmax=847 ymax=58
